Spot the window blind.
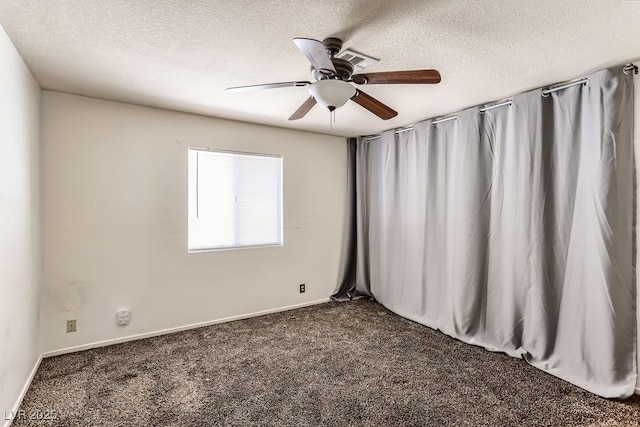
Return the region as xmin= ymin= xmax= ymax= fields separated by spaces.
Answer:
xmin=188 ymin=149 xmax=283 ymax=251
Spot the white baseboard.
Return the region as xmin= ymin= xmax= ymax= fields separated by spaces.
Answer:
xmin=636 ymin=386 xmax=640 ymax=396
xmin=43 ymin=298 xmax=330 ymax=358
xmin=2 ymin=354 xmax=42 ymax=427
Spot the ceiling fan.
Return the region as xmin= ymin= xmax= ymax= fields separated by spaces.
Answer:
xmin=226 ymin=37 xmax=441 ymax=121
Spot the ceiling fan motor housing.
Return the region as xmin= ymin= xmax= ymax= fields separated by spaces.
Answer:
xmin=312 ymin=57 xmax=354 ymax=81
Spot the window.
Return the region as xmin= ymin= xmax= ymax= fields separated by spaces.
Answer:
xmin=188 ymin=148 xmax=283 ymax=251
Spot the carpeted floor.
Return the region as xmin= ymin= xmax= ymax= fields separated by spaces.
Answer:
xmin=13 ymin=300 xmax=640 ymax=426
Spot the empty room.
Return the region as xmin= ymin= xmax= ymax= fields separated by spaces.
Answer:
xmin=1 ymin=1 xmax=640 ymax=426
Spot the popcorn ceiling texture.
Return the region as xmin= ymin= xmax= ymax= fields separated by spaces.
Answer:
xmin=14 ymin=300 xmax=640 ymax=426
xmin=0 ymin=0 xmax=639 ymax=137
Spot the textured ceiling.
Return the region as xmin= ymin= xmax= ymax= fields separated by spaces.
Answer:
xmin=1 ymin=0 xmax=640 ymax=137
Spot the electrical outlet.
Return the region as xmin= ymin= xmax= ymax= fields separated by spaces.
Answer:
xmin=66 ymin=319 xmax=77 ymax=333
xmin=116 ymin=309 xmax=131 ymax=326
xmin=299 ymin=283 xmax=306 ymax=293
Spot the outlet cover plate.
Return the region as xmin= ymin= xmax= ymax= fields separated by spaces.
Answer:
xmin=66 ymin=319 xmax=77 ymax=333
xmin=117 ymin=309 xmax=131 ymax=326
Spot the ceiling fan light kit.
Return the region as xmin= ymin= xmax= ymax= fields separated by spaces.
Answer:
xmin=308 ymin=80 xmax=356 ymax=110
xmin=226 ymin=37 xmax=441 ymax=122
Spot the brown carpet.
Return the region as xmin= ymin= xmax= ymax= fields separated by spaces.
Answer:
xmin=13 ymin=300 xmax=640 ymax=426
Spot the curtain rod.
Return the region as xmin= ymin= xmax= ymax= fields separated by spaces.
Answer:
xmin=479 ymin=100 xmax=512 ymax=113
xmin=541 ymin=63 xmax=636 ymax=97
xmin=623 ymin=63 xmax=638 ymax=75
xmin=541 ymin=78 xmax=587 ymax=97
xmin=363 ymin=63 xmax=636 ymax=142
xmin=431 ymin=115 xmax=458 ymax=126
xmin=363 ymin=98 xmax=513 ymax=141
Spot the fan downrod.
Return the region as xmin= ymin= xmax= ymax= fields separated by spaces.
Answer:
xmin=322 ymin=38 xmax=343 ymax=57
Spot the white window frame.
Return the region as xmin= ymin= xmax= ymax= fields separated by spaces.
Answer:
xmin=188 ymin=147 xmax=284 ymax=252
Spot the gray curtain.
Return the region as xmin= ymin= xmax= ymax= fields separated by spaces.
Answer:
xmin=333 ymin=138 xmax=373 ymax=301
xmin=334 ymin=66 xmax=637 ymax=398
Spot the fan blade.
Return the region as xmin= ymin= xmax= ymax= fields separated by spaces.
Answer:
xmin=293 ymin=38 xmax=336 ymax=74
xmin=289 ymin=97 xmax=317 ymax=121
xmin=350 ymin=90 xmax=398 ymax=120
xmin=352 ymin=69 xmax=441 ymax=85
xmin=227 ymin=81 xmax=310 ymax=93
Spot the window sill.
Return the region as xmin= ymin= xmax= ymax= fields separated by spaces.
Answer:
xmin=188 ymin=243 xmax=283 ymax=253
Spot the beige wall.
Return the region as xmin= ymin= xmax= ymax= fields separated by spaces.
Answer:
xmin=28 ymin=69 xmax=640 ymax=394
xmin=0 ymin=26 xmax=41 ymax=422
xmin=40 ymin=91 xmax=347 ymax=354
